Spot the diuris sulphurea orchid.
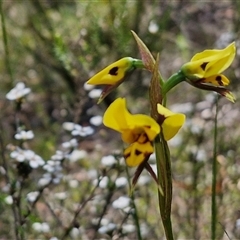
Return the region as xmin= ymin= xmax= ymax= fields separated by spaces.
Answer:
xmin=181 ymin=42 xmax=236 ymax=102
xmin=87 ymin=57 xmax=144 ymax=103
xmin=163 ymin=42 xmax=236 ymax=102
xmin=102 ymin=98 xmax=186 ymax=166
xmin=103 ymin=98 xmax=160 ymax=167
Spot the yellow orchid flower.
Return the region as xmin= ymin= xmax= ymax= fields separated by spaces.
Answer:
xmin=181 ymin=42 xmax=236 ymax=86
xmin=157 ymin=104 xmax=185 ymax=141
xmin=103 ymin=98 xmax=160 ymax=167
xmin=86 ymin=57 xmax=144 ymax=103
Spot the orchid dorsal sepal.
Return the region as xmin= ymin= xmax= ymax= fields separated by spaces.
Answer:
xmin=87 ymin=57 xmax=144 ymax=86
xmin=86 ymin=57 xmax=144 ymax=103
xmin=180 ymin=42 xmax=235 ymax=84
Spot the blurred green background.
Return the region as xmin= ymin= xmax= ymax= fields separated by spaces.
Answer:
xmin=1 ymin=1 xmax=240 ymax=239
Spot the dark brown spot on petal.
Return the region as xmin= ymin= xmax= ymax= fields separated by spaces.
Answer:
xmin=200 ymin=62 xmax=208 ymax=71
xmin=135 ymin=149 xmax=142 ymax=156
xmin=137 ymin=133 xmax=148 ymax=144
xmin=216 ymin=75 xmax=223 ymax=86
xmin=109 ymin=66 xmax=118 ymax=76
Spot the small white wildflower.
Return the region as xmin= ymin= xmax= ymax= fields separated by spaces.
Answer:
xmin=26 ymin=191 xmax=39 ymax=202
xmin=41 ymin=222 xmax=50 ymax=232
xmin=236 ymin=219 xmax=240 ymax=228
xmin=24 ymin=150 xmax=45 ymax=168
xmin=87 ymin=169 xmax=98 ymax=179
xmin=32 ymin=222 xmax=50 ymax=233
xmin=49 ymin=237 xmax=59 ymax=240
xmin=32 ymin=222 xmax=42 ymax=232
xmin=122 ymin=224 xmax=135 ymax=233
xmin=38 ymin=176 xmax=51 ymax=187
xmin=62 ymin=138 xmax=78 ymax=149
xmin=10 ymin=148 xmax=25 ymax=162
xmin=88 ymin=89 xmax=101 ymax=99
xmin=148 ymin=20 xmax=159 ymax=34
xmin=93 ymin=176 xmax=108 ymax=188
xmin=62 ymin=122 xmax=75 ymax=131
xmin=10 ymin=148 xmax=44 ymax=168
xmin=39 ymin=172 xmax=63 ymax=185
xmin=112 ymin=196 xmax=131 ymax=209
xmin=43 ymin=160 xmax=62 ymax=173
xmin=99 ymin=176 xmax=109 ymax=188
xmin=6 ymin=82 xmax=31 ymax=101
xmin=70 ymin=227 xmax=81 ymax=239
xmin=5 ymin=195 xmax=13 ymax=205
xmin=140 ymin=222 xmax=150 ymax=237
xmin=115 ymin=177 xmax=128 ymax=188
xmin=69 ymin=149 xmax=87 ymax=162
xmin=90 ymin=115 xmax=102 ymax=126
xmin=101 ymin=155 xmax=117 ymax=167
xmin=38 ymin=169 xmax=63 ymax=187
xmin=51 ymin=150 xmax=65 ymax=161
xmin=68 ymin=179 xmax=79 ymax=188
xmin=98 ymin=223 xmax=116 ymax=234
xmin=137 ymin=175 xmax=151 ymax=185
xmin=15 ymin=130 xmax=34 ymax=140
xmin=54 ymin=192 xmax=68 ymax=200
xmin=71 ymin=124 xmax=94 ymax=137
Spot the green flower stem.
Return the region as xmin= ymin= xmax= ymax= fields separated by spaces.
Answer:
xmin=0 ymin=0 xmax=13 ymax=84
xmin=212 ymin=96 xmax=219 ymax=239
xmin=133 ymin=59 xmax=145 ymax=69
xmin=162 ymin=71 xmax=186 ymax=97
xmin=155 ymin=134 xmax=174 ymax=240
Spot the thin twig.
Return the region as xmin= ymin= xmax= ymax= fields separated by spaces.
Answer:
xmin=211 ymin=95 xmax=219 ymax=239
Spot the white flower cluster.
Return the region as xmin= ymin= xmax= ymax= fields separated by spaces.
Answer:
xmin=6 ymin=82 xmax=31 ymax=101
xmin=10 ymin=148 xmax=44 ymax=168
xmin=62 ymin=122 xmax=94 ymax=137
xmin=15 ymin=130 xmax=34 ymax=140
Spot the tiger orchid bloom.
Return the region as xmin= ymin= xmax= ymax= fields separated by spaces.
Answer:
xmin=103 ymin=98 xmax=160 ymax=167
xmin=180 ymin=42 xmax=236 ymax=102
xmin=86 ymin=57 xmax=144 ymax=103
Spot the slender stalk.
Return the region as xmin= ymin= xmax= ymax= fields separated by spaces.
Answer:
xmin=155 ymin=135 xmax=174 ymax=240
xmin=211 ymin=96 xmax=219 ymax=239
xmin=0 ymin=0 xmax=13 ymax=83
xmin=126 ymin=167 xmax=143 ymax=240
xmin=162 ymin=71 xmax=185 ymax=97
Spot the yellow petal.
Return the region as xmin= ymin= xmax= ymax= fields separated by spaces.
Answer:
xmin=181 ymin=42 xmax=236 ymax=80
xmin=103 ymin=98 xmax=160 ymax=144
xmin=224 ymin=91 xmax=236 ymax=103
xmin=157 ymin=104 xmax=185 ymax=141
xmin=124 ymin=142 xmax=153 ymax=167
xmin=103 ymin=98 xmax=130 ymax=133
xmin=157 ymin=104 xmax=175 ymax=118
xmin=202 ymin=74 xmax=230 ymax=86
xmin=87 ymin=57 xmax=135 ymax=85
xmin=162 ymin=113 xmax=185 ymax=141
